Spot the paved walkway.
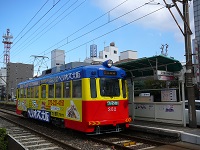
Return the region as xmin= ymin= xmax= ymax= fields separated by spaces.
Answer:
xmin=130 ymin=120 xmax=200 ymax=145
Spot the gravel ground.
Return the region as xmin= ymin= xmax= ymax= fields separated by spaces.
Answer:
xmin=0 ymin=109 xmax=180 ymax=150
xmin=0 ymin=114 xmax=114 ymax=150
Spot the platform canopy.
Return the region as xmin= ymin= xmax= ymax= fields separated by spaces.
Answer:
xmin=115 ymin=55 xmax=183 ymax=79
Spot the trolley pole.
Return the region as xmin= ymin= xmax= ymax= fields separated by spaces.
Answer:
xmin=183 ymin=0 xmax=197 ymax=128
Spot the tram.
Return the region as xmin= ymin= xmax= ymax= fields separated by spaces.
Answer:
xmin=16 ymin=60 xmax=131 ymax=134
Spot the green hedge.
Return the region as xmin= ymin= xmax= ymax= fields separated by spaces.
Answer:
xmin=0 ymin=128 xmax=7 ymax=150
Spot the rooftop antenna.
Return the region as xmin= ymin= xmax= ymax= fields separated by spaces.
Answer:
xmin=165 ymin=44 xmax=168 ymax=56
xmin=160 ymin=44 xmax=165 ymax=55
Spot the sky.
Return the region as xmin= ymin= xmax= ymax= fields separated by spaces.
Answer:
xmin=0 ymin=0 xmax=195 ymax=73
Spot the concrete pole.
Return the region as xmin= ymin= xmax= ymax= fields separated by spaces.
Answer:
xmin=183 ymin=0 xmax=197 ymax=128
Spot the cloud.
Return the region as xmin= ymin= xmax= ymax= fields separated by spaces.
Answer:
xmin=94 ymin=0 xmax=194 ymax=41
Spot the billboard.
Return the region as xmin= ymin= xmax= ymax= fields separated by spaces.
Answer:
xmin=154 ymin=70 xmax=174 ymax=81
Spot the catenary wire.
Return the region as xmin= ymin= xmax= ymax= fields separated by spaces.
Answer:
xmin=12 ymin=0 xmax=76 ymax=57
xmin=11 ymin=0 xmax=127 ymax=59
xmin=39 ymin=1 xmax=149 ymax=59
xmin=13 ymin=0 xmax=50 ymax=43
xmin=38 ymin=0 xmax=129 ymax=56
xmin=11 ymin=0 xmax=61 ymax=49
xmin=33 ymin=6 xmax=166 ymax=67
xmin=0 ymin=0 xmax=50 ymax=61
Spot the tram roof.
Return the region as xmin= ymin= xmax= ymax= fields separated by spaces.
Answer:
xmin=114 ymin=55 xmax=182 ymax=78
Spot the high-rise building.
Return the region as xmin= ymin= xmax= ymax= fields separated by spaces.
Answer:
xmin=6 ymin=62 xmax=34 ymax=99
xmin=193 ymin=0 xmax=200 ymax=84
xmin=193 ymin=1 xmax=200 ymax=43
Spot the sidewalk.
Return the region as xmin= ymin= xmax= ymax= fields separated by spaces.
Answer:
xmin=129 ymin=120 xmax=200 ymax=145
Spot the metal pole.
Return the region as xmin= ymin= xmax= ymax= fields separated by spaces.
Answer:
xmin=183 ymin=0 xmax=197 ymax=128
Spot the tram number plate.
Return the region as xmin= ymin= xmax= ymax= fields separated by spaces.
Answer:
xmin=107 ymin=101 xmax=119 ymax=106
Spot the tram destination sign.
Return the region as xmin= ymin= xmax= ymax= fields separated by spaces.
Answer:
xmin=107 ymin=101 xmax=119 ymax=106
xmin=103 ymin=70 xmax=117 ymax=76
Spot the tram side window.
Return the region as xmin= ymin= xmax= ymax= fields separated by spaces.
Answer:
xmin=27 ymin=87 xmax=31 ymax=98
xmin=30 ymin=87 xmax=34 ymax=98
xmin=48 ymin=84 xmax=54 ymax=98
xmin=55 ymin=83 xmax=61 ymax=98
xmin=63 ymin=81 xmax=71 ymax=98
xmin=23 ymin=88 xmax=27 ymax=98
xmin=35 ymin=86 xmax=39 ymax=98
xmin=19 ymin=88 xmax=23 ymax=98
xmin=17 ymin=89 xmax=19 ymax=99
xmin=90 ymin=78 xmax=97 ymax=98
xmin=72 ymin=80 xmax=82 ymax=98
xmin=41 ymin=85 xmax=46 ymax=98
xmin=122 ymin=79 xmax=127 ymax=98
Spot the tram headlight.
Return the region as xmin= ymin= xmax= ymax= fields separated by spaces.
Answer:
xmin=103 ymin=59 xmax=113 ymax=68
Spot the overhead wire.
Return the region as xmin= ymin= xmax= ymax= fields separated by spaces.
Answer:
xmin=13 ymin=0 xmax=50 ymax=43
xmin=12 ymin=0 xmax=75 ymax=57
xmin=34 ymin=5 xmax=166 ymax=66
xmin=39 ymin=0 xmax=129 ymax=56
xmin=35 ymin=1 xmax=149 ymax=61
xmin=0 ymin=0 xmax=50 ymax=60
xmin=11 ymin=0 xmax=61 ymax=49
xmin=11 ymin=0 xmax=166 ymax=71
xmin=12 ymin=0 xmax=84 ymax=58
xmin=12 ymin=0 xmax=127 ymax=59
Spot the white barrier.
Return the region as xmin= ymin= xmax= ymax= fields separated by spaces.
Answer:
xmin=131 ymin=101 xmax=184 ymax=125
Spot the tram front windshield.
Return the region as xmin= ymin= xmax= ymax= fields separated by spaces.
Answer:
xmin=100 ymin=78 xmax=120 ymax=97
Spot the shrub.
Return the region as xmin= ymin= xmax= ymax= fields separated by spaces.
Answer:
xmin=0 ymin=128 xmax=7 ymax=150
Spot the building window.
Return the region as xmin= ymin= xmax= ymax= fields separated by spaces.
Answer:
xmin=114 ymin=50 xmax=117 ymax=54
xmin=105 ymin=55 xmax=107 ymax=58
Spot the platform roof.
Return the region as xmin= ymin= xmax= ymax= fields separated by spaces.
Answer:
xmin=115 ymin=55 xmax=182 ymax=79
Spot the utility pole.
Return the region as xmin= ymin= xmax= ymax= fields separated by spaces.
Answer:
xmin=163 ymin=0 xmax=197 ymax=127
xmin=183 ymin=0 xmax=197 ymax=128
xmin=31 ymin=55 xmax=49 ymax=76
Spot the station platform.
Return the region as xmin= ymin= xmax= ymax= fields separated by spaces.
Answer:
xmin=130 ymin=120 xmax=200 ymax=145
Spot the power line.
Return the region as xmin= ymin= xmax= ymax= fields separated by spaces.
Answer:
xmin=13 ymin=0 xmax=50 ymax=42
xmin=13 ymin=1 xmax=164 ymax=66
xmin=21 ymin=0 xmax=142 ymax=63
xmin=12 ymin=0 xmax=75 ymax=57
xmin=12 ymin=0 xmax=84 ymax=58
xmin=0 ymin=0 xmax=50 ymax=60
xmin=40 ymin=5 xmax=166 ymax=66
xmin=11 ymin=0 xmax=61 ymax=49
xmin=39 ymin=0 xmax=129 ymax=56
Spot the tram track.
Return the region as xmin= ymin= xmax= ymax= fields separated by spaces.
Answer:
xmin=0 ymin=108 xmax=164 ymax=150
xmin=89 ymin=133 xmax=163 ymax=150
xmin=0 ymin=107 xmax=196 ymax=150
xmin=0 ymin=109 xmax=80 ymax=150
xmin=0 ymin=109 xmax=117 ymax=149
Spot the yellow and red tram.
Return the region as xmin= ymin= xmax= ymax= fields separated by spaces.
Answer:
xmin=16 ymin=60 xmax=131 ymax=134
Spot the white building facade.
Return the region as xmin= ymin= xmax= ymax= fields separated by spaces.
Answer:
xmin=120 ymin=50 xmax=137 ymax=61
xmin=0 ymin=68 xmax=7 ymax=96
xmin=84 ymin=42 xmax=137 ymax=64
xmin=51 ymin=49 xmax=65 ymax=68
